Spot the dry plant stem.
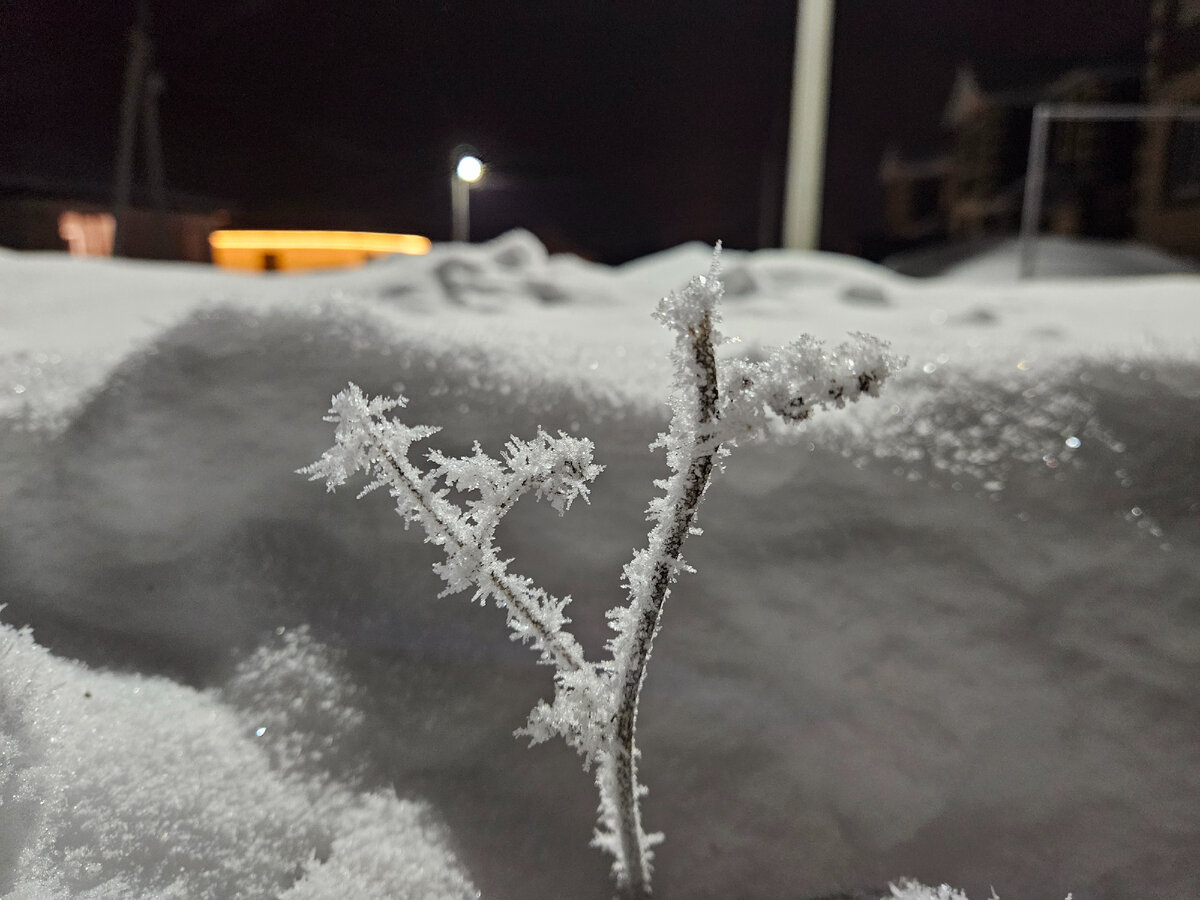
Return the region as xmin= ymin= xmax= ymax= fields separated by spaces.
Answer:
xmin=303 ymin=252 xmax=900 ymax=900
xmin=612 ymin=310 xmax=720 ymax=899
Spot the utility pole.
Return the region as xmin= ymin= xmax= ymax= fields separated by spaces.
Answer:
xmin=112 ymin=0 xmax=167 ymax=257
xmin=782 ymin=0 xmax=835 ymax=250
xmin=142 ymin=70 xmax=168 ymax=257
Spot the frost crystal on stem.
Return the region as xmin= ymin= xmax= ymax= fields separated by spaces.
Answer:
xmin=302 ymin=245 xmax=902 ymax=899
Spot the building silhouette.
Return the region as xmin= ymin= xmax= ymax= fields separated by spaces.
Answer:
xmin=1136 ymin=0 xmax=1200 ymax=258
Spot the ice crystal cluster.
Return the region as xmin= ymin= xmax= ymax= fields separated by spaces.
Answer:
xmin=886 ymin=882 xmax=1071 ymax=900
xmin=304 ymin=246 xmax=901 ymax=898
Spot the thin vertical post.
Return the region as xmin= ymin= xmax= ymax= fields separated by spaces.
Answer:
xmin=143 ymin=70 xmax=169 ymax=258
xmin=1019 ymin=104 xmax=1052 ymax=279
xmin=451 ymin=174 xmax=469 ymax=242
xmin=112 ymin=23 xmax=148 ymax=257
xmin=783 ymin=0 xmax=835 ymax=250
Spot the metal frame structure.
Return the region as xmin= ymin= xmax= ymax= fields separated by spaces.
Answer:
xmin=1018 ymin=102 xmax=1200 ymax=278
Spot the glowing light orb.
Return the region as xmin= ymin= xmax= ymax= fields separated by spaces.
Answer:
xmin=456 ymin=155 xmax=484 ymax=183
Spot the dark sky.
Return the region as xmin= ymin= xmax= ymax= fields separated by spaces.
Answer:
xmin=1 ymin=1 xmax=1153 ymax=263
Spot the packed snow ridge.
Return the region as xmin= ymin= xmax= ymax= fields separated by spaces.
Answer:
xmin=1 ymin=231 xmax=1197 ymax=898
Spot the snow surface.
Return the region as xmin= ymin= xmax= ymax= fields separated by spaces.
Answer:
xmin=884 ymin=235 xmax=1200 ymax=281
xmin=1 ymin=230 xmax=1198 ymax=899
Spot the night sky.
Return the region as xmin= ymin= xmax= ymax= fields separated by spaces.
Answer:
xmin=2 ymin=1 xmax=1152 ymax=263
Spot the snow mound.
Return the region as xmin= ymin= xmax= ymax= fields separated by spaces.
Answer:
xmin=885 ymin=235 xmax=1200 ymax=281
xmin=0 ymin=620 xmax=478 ymax=899
xmin=2 ymin=237 xmax=1198 ymax=899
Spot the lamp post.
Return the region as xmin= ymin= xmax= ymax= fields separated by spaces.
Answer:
xmin=451 ymin=149 xmax=484 ymax=242
xmin=782 ymin=0 xmax=835 ymax=250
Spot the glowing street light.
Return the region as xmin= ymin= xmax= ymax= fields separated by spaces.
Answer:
xmin=456 ymin=155 xmax=483 ymax=183
xmin=451 ymin=147 xmax=484 ymax=242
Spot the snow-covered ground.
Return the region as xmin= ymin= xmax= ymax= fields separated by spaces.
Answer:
xmin=1 ymin=231 xmax=1198 ymax=899
xmin=884 ymin=235 xmax=1200 ymax=281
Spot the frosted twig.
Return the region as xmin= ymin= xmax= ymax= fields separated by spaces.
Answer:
xmin=302 ymin=245 xmax=902 ymax=899
xmin=597 ymin=252 xmax=724 ymax=895
xmin=300 ymin=385 xmax=595 ymax=674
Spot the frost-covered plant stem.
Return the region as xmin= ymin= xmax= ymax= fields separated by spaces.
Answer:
xmin=607 ymin=298 xmax=721 ymax=899
xmin=302 ymin=245 xmax=901 ymax=899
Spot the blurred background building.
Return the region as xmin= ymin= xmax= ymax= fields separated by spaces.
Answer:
xmin=879 ymin=1 xmax=1200 ymax=262
xmin=1 ymin=0 xmax=1196 ymax=268
xmin=880 ymin=65 xmax=1142 ymax=246
xmin=1137 ymin=0 xmax=1200 ymax=258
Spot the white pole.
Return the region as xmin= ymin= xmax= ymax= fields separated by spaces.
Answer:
xmin=451 ymin=150 xmax=482 ymax=242
xmin=451 ymin=174 xmax=469 ymax=242
xmin=782 ymin=0 xmax=835 ymax=250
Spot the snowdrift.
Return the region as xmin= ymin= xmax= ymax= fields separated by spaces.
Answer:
xmin=1 ymin=231 xmax=1198 ymax=899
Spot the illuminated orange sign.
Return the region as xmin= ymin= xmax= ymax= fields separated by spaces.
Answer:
xmin=208 ymin=230 xmax=432 ymax=272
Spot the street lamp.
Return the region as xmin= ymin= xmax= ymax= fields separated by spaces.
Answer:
xmin=457 ymin=155 xmax=483 ymax=183
xmin=451 ymin=148 xmax=484 ymax=242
